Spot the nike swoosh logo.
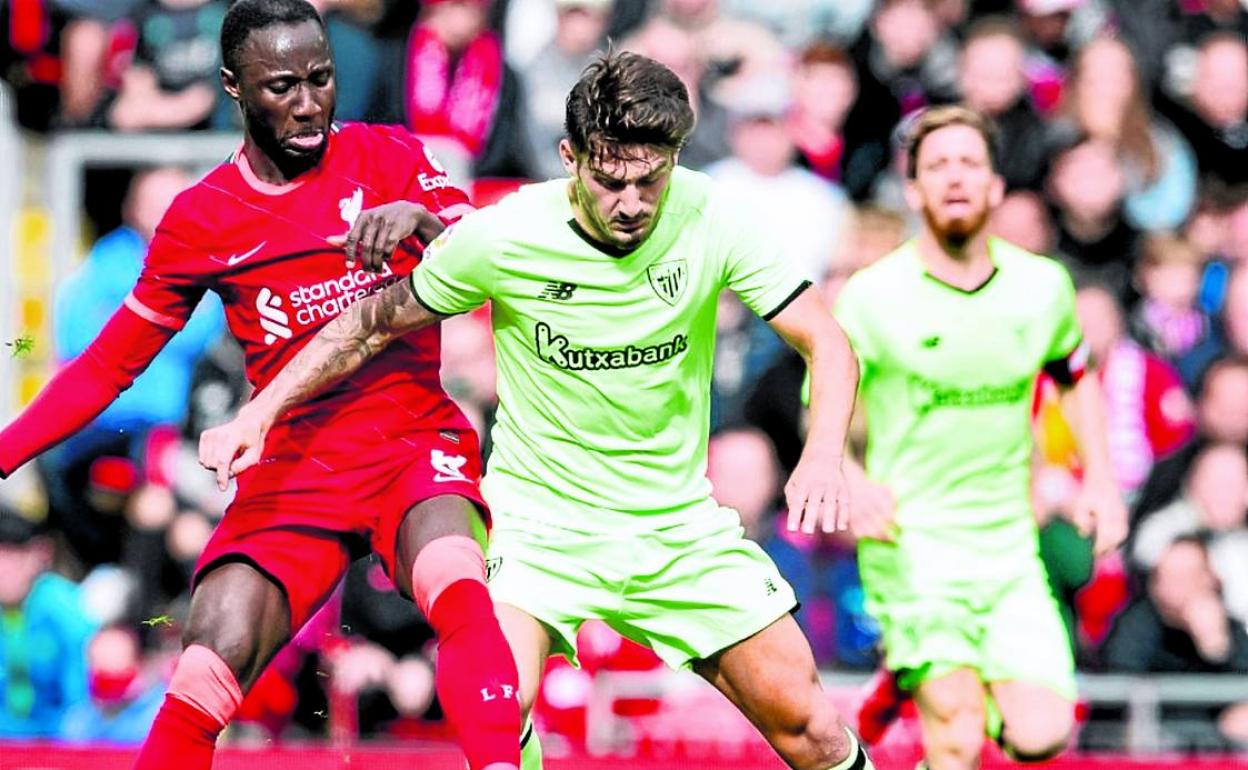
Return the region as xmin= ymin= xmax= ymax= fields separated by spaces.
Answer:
xmin=226 ymin=242 xmax=266 ymax=266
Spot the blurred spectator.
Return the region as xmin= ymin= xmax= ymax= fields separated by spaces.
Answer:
xmin=989 ymin=190 xmax=1055 ymax=253
xmin=58 ymin=625 xmax=163 ymax=744
xmin=823 ymin=204 xmax=908 ymax=303
xmin=620 ymin=14 xmax=732 ymax=169
xmin=840 ymin=0 xmax=958 ymax=198
xmin=1158 ymin=32 xmax=1248 ymax=195
xmin=1130 ymin=233 xmax=1222 ymax=390
xmin=957 ymin=17 xmax=1049 ymax=191
xmin=106 ymin=0 xmax=227 ymax=131
xmin=0 ymin=0 xmax=76 ymax=129
xmin=1131 ymin=356 xmax=1248 ymax=534
xmin=1133 ymin=443 xmax=1248 ymax=624
xmin=308 ymin=0 xmax=385 ymax=122
xmin=719 ymin=0 xmax=873 ymax=49
xmin=1104 ymin=536 xmax=1248 ymax=673
xmin=55 ymin=1 xmax=140 ymax=127
xmin=0 ymin=506 xmax=96 ymax=738
xmin=789 ymin=43 xmax=857 ymax=185
xmin=1035 ymin=284 xmax=1195 ymax=506
xmin=405 ymin=0 xmax=526 ymax=177
xmin=1013 ymin=0 xmax=1112 ymax=113
xmin=1047 ymin=138 xmax=1141 ymax=302
xmin=518 ymin=0 xmax=610 ymax=180
xmin=1057 ymin=36 xmax=1198 ymax=231
xmin=39 ymin=168 xmax=223 ymax=570
xmin=1223 ymin=263 xmax=1248 ymax=359
xmin=328 ymin=557 xmax=438 ymax=737
xmin=706 ymin=72 xmax=849 ymax=283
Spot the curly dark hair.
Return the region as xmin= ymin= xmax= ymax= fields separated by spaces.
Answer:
xmin=221 ymin=0 xmax=323 ymax=75
xmin=565 ymin=51 xmax=696 ymax=163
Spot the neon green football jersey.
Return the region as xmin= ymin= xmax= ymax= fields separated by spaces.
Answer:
xmin=410 ymin=167 xmax=808 ymax=532
xmin=834 ymin=238 xmax=1084 ymax=555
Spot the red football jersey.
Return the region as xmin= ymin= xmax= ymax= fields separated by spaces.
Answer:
xmin=125 ymin=122 xmax=474 ymax=430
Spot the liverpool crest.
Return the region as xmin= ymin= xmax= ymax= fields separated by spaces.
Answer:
xmin=647 ymin=260 xmax=688 ymax=306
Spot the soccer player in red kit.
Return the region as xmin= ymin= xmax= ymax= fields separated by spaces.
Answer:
xmin=0 ymin=1 xmax=521 ymax=768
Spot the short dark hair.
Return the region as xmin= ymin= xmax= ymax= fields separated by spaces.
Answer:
xmin=221 ymin=0 xmax=324 ymax=75
xmin=565 ymin=51 xmax=695 ymax=162
xmin=904 ymin=104 xmax=999 ymax=179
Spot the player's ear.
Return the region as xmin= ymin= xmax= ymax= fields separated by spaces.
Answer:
xmin=221 ymin=67 xmax=241 ymax=101
xmin=902 ymin=178 xmax=924 ymax=214
xmin=558 ymin=139 xmax=579 ymax=178
xmin=988 ymin=174 xmax=1005 ymax=209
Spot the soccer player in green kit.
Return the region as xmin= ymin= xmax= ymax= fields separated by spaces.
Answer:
xmin=838 ymin=106 xmax=1128 ymax=770
xmin=200 ymin=52 xmax=875 ymax=770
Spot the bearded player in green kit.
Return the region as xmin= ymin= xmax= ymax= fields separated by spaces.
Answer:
xmin=200 ymin=52 xmax=875 ymax=770
xmin=838 ymin=106 xmax=1128 ymax=770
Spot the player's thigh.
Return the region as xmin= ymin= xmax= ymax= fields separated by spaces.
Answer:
xmin=616 ymin=506 xmax=798 ymax=669
xmin=184 ymin=561 xmax=292 ymax=690
xmin=190 ymin=518 xmax=352 ymax=688
xmin=495 ymin=602 xmax=553 ymax=716
xmin=987 ymin=679 xmax=1073 ymax=758
xmin=692 ymin=613 xmax=843 ymax=742
xmin=485 ymin=518 xmax=620 ymax=668
xmin=981 ymin=563 xmax=1077 ymax=703
xmin=390 ymin=494 xmax=487 ymax=597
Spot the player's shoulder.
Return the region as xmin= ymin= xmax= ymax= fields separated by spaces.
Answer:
xmin=153 ymin=163 xmax=236 ymax=245
xmin=673 ymin=165 xmax=723 ymax=218
xmin=991 ymin=238 xmax=1074 ymax=289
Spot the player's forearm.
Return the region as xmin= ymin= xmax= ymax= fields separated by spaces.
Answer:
xmin=0 ymin=308 xmax=171 ymax=476
xmin=1063 ymin=374 xmax=1116 ymax=487
xmin=248 ymin=279 xmax=439 ymax=423
xmin=801 ymin=317 xmax=860 ymax=463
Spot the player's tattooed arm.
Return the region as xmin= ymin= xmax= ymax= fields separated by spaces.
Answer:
xmin=197 ymin=279 xmax=443 ymax=489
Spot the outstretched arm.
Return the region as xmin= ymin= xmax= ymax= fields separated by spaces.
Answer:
xmin=766 ymin=287 xmax=859 ymax=534
xmin=0 ymin=307 xmax=174 ymax=478
xmin=199 ymin=277 xmax=444 ymax=488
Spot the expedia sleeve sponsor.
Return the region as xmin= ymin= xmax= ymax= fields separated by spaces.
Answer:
xmin=534 ymin=322 xmax=688 ymax=371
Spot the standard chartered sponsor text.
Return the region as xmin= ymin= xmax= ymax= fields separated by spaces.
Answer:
xmin=290 ymin=264 xmax=399 ymax=325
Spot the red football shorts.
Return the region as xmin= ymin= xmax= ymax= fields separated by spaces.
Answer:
xmin=193 ymin=410 xmax=486 ymax=632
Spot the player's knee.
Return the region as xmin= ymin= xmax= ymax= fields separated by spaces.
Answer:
xmin=1001 ymin=710 xmax=1073 ymax=762
xmin=183 ymin=614 xmax=263 ymax=685
xmin=410 ymin=534 xmax=485 ymax=619
xmin=927 ymin=705 xmax=987 ymax=764
xmin=759 ymin=689 xmax=847 ymax=760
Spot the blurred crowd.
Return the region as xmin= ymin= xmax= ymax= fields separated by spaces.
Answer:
xmin=2 ymin=0 xmax=1248 ymax=753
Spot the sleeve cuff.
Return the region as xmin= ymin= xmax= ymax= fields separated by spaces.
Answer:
xmin=762 ymin=281 xmax=813 ymax=322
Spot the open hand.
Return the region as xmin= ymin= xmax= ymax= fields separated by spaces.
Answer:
xmin=785 ymin=454 xmax=850 ymax=535
xmin=198 ymin=403 xmax=272 ymax=491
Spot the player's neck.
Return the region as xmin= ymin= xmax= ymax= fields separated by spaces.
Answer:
xmin=916 ymin=227 xmax=994 ymax=291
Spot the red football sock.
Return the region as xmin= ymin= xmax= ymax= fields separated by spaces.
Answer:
xmin=132 ymin=694 xmax=227 ymax=770
xmin=428 ymin=578 xmax=521 ymax=769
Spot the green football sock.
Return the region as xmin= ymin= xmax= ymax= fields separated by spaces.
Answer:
xmin=520 ymin=719 xmax=543 ymax=770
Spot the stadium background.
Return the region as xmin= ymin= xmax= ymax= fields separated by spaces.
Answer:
xmin=2 ymin=0 xmax=1248 ymax=767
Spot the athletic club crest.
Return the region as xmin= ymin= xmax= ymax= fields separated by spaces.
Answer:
xmin=647 ymin=260 xmax=687 ymax=306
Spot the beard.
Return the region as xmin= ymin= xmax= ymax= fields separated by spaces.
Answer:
xmin=923 ymin=202 xmax=990 ymax=249
xmin=244 ymin=104 xmax=332 ymax=180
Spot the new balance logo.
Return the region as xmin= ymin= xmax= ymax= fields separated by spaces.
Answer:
xmin=764 ymin=578 xmax=778 ymax=596
xmin=431 ymin=449 xmax=469 ymax=482
xmin=921 ymin=335 xmax=941 ymax=349
xmin=257 ymin=288 xmax=292 ymax=345
xmin=537 ymin=281 xmax=578 ymax=301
